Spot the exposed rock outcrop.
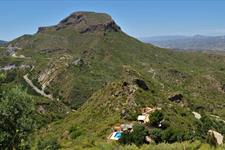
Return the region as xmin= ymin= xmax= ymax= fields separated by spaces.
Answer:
xmin=79 ymin=20 xmax=120 ymax=33
xmin=37 ymin=11 xmax=121 ymax=34
xmin=168 ymin=93 xmax=183 ymax=102
xmin=168 ymin=69 xmax=188 ymax=78
xmin=5 ymin=44 xmax=22 ymax=56
xmin=192 ymin=111 xmax=201 ymax=119
xmin=72 ymin=58 xmax=84 ymax=66
xmin=208 ymin=130 xmax=223 ymax=145
xmin=221 ymin=84 xmax=225 ymax=92
xmin=134 ymin=79 xmax=149 ymax=91
xmin=40 ymin=48 xmax=70 ymax=53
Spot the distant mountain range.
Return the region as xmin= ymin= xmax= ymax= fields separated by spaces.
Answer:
xmin=0 ymin=40 xmax=7 ymax=45
xmin=141 ymin=35 xmax=225 ymax=51
xmin=1 ymin=11 xmax=225 ymax=149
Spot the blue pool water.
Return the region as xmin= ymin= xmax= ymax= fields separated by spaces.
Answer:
xmin=115 ymin=132 xmax=122 ymax=139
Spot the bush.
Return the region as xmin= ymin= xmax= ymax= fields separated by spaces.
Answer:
xmin=0 ymin=73 xmax=6 ymax=83
xmin=5 ymin=70 xmax=17 ymax=83
xmin=123 ymin=109 xmax=139 ymax=121
xmin=197 ymin=115 xmax=225 ymax=137
xmin=160 ymin=120 xmax=170 ymax=129
xmin=150 ymin=127 xmax=195 ymax=144
xmin=161 ymin=127 xmax=185 ymax=143
xmin=148 ymin=110 xmax=164 ymax=127
xmin=69 ymin=127 xmax=83 ymax=139
xmin=37 ymin=137 xmax=60 ymax=150
xmin=120 ymin=124 xmax=148 ymax=146
xmin=0 ymin=86 xmax=36 ymax=149
xmin=149 ymin=128 xmax=162 ymax=143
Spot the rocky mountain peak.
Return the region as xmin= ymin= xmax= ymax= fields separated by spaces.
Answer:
xmin=37 ymin=11 xmax=121 ymax=33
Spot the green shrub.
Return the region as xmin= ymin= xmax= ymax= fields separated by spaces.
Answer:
xmin=69 ymin=126 xmax=83 ymax=139
xmin=148 ymin=110 xmax=164 ymax=127
xmin=0 ymin=73 xmax=6 ymax=83
xmin=197 ymin=115 xmax=225 ymax=138
xmin=123 ymin=109 xmax=139 ymax=121
xmin=0 ymin=70 xmax=17 ymax=83
xmin=37 ymin=137 xmax=60 ymax=150
xmin=161 ymin=127 xmax=185 ymax=143
xmin=120 ymin=124 xmax=148 ymax=146
xmin=0 ymin=86 xmax=36 ymax=149
xmin=149 ymin=128 xmax=162 ymax=143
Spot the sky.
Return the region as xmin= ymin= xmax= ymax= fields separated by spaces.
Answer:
xmin=1 ymin=0 xmax=225 ymax=41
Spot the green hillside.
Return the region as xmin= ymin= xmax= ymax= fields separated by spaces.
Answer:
xmin=0 ymin=11 xmax=225 ymax=149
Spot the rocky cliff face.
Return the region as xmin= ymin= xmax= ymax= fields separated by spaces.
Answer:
xmin=37 ymin=11 xmax=121 ymax=34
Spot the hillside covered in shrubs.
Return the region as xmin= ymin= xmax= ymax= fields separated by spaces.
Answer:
xmin=0 ymin=11 xmax=225 ymax=149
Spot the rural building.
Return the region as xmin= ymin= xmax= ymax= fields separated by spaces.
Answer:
xmin=137 ymin=114 xmax=149 ymax=123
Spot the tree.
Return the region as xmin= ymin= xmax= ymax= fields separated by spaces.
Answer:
xmin=149 ymin=110 xmax=164 ymax=127
xmin=37 ymin=137 xmax=61 ymax=150
xmin=161 ymin=127 xmax=184 ymax=143
xmin=0 ymin=86 xmax=36 ymax=149
xmin=120 ymin=124 xmax=148 ymax=146
xmin=0 ymin=73 xmax=6 ymax=84
xmin=149 ymin=128 xmax=162 ymax=143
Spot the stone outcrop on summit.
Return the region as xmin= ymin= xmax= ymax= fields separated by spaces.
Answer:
xmin=37 ymin=12 xmax=121 ymax=34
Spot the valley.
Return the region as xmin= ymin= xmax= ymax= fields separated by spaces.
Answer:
xmin=0 ymin=11 xmax=225 ymax=149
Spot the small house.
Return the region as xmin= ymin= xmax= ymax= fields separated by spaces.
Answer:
xmin=137 ymin=114 xmax=149 ymax=123
xmin=121 ymin=124 xmax=133 ymax=131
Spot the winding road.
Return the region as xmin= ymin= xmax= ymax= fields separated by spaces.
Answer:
xmin=23 ymin=74 xmax=53 ymax=100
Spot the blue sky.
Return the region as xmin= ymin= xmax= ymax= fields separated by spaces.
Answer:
xmin=1 ymin=0 xmax=225 ymax=41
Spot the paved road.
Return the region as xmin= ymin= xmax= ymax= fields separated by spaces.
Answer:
xmin=23 ymin=74 xmax=53 ymax=100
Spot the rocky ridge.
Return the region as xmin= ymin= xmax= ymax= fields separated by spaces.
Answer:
xmin=37 ymin=11 xmax=121 ymax=34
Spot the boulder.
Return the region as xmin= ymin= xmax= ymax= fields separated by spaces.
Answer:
xmin=37 ymin=105 xmax=46 ymax=114
xmin=145 ymin=136 xmax=153 ymax=143
xmin=168 ymin=69 xmax=187 ymax=78
xmin=61 ymin=130 xmax=70 ymax=139
xmin=208 ymin=130 xmax=223 ymax=145
xmin=168 ymin=94 xmax=183 ymax=102
xmin=192 ymin=111 xmax=201 ymax=119
xmin=134 ymin=79 xmax=149 ymax=90
xmin=221 ymin=84 xmax=225 ymax=92
xmin=72 ymin=58 xmax=83 ymax=66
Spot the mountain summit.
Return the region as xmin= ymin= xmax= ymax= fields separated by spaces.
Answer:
xmin=38 ymin=11 xmax=121 ymax=33
xmin=2 ymin=11 xmax=225 ymax=149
